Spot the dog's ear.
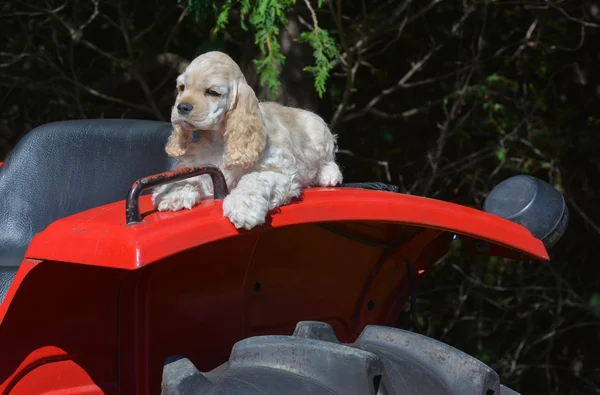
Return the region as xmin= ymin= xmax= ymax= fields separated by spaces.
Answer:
xmin=165 ymin=124 xmax=192 ymax=157
xmin=224 ymin=82 xmax=266 ymax=170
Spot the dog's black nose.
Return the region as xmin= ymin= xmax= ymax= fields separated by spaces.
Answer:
xmin=177 ymin=102 xmax=193 ymax=114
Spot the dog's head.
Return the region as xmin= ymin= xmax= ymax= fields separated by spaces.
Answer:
xmin=169 ymin=51 xmax=266 ymax=169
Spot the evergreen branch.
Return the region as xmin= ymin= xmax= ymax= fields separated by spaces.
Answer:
xmin=297 ymin=0 xmax=337 ymax=97
xmin=183 ymin=0 xmax=339 ymax=98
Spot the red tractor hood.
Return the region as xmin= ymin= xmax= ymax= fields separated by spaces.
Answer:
xmin=25 ymin=187 xmax=549 ymax=268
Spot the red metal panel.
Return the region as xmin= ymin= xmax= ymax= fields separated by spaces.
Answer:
xmin=0 ymin=225 xmax=433 ymax=394
xmin=24 ymin=188 xmax=549 ymax=270
xmin=0 ymin=261 xmax=120 ymax=394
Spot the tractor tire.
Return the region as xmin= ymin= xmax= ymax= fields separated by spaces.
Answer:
xmin=160 ymin=321 xmax=520 ymax=395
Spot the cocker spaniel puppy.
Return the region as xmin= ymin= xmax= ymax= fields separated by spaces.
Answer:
xmin=152 ymin=51 xmax=343 ymax=230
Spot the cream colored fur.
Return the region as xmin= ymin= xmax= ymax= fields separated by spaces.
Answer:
xmin=152 ymin=51 xmax=343 ymax=230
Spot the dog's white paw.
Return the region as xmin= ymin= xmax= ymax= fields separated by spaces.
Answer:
xmin=153 ymin=184 xmax=201 ymax=212
xmin=317 ymin=162 xmax=343 ymax=187
xmin=222 ymin=193 xmax=269 ymax=230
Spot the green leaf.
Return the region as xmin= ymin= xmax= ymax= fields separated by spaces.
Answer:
xmin=477 ymin=85 xmax=488 ymax=97
xmin=480 ymin=351 xmax=492 ymax=363
xmin=496 ymin=148 xmax=505 ymax=161
xmin=590 ymin=293 xmax=600 ymax=313
xmin=553 ymin=182 xmax=564 ymax=193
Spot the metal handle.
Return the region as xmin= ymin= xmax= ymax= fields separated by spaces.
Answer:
xmin=125 ymin=165 xmax=228 ymax=225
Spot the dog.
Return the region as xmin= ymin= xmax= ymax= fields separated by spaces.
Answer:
xmin=152 ymin=51 xmax=343 ymax=230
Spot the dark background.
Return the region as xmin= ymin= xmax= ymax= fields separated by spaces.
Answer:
xmin=2 ymin=1 xmax=600 ymax=393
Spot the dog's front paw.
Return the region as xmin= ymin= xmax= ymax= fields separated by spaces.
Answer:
xmin=152 ymin=184 xmax=202 ymax=212
xmin=317 ymin=162 xmax=343 ymax=187
xmin=222 ymin=193 xmax=269 ymax=230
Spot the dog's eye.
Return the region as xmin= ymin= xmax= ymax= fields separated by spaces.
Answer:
xmin=206 ymin=89 xmax=222 ymax=97
xmin=178 ymin=85 xmax=185 ymax=92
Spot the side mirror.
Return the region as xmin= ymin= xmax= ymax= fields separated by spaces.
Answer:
xmin=483 ymin=175 xmax=569 ymax=249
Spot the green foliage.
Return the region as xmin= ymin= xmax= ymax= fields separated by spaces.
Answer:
xmin=178 ymin=0 xmax=216 ymax=23
xmin=485 ymin=74 xmax=519 ymax=92
xmin=249 ymin=0 xmax=295 ymax=97
xmin=209 ymin=0 xmax=295 ymax=96
xmin=496 ymin=148 xmax=505 ymax=161
xmin=185 ymin=0 xmax=338 ymax=98
xmin=297 ymin=27 xmax=338 ymax=98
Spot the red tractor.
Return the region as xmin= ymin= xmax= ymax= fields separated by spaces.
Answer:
xmin=0 ymin=120 xmax=568 ymax=394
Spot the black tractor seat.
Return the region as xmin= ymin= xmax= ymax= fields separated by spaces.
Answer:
xmin=0 ymin=119 xmax=176 ymax=303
